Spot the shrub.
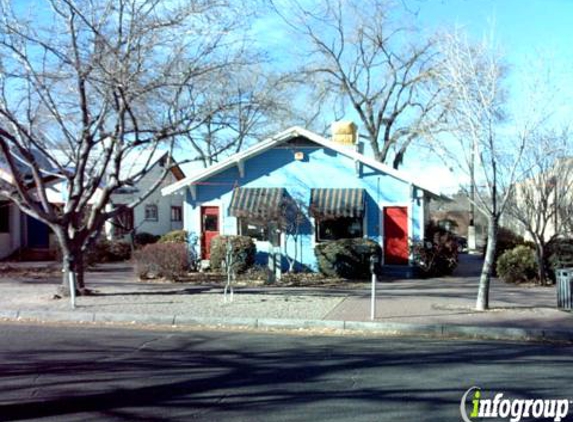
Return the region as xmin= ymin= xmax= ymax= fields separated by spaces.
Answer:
xmin=413 ymin=227 xmax=458 ymax=278
xmin=105 ymin=240 xmax=132 ymax=262
xmin=133 ymin=242 xmax=190 ymax=281
xmin=210 ymin=235 xmax=256 ymax=274
xmin=57 ymin=238 xmax=131 ymax=266
xmin=315 ymin=238 xmax=381 ymax=279
xmin=496 ymin=245 xmax=538 ymax=284
xmin=134 ymin=232 xmax=160 ymax=247
xmin=485 ymin=227 xmax=526 ymax=275
xmin=546 ymin=238 xmax=573 ymax=282
xmin=158 ymin=230 xmax=188 ymax=244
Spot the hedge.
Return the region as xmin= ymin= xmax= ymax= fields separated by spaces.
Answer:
xmin=210 ymin=235 xmax=256 ymax=274
xmin=315 ymin=238 xmax=381 ymax=279
xmin=496 ymin=245 xmax=538 ymax=284
xmin=133 ymin=242 xmax=190 ymax=281
xmin=158 ymin=230 xmax=188 ymax=244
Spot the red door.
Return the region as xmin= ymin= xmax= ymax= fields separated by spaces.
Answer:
xmin=384 ymin=207 xmax=409 ymax=265
xmin=201 ymin=206 xmax=219 ymax=259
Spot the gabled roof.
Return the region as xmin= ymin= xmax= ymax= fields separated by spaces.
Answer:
xmin=161 ymin=126 xmax=445 ymax=198
xmin=120 ymin=150 xmax=185 ymax=183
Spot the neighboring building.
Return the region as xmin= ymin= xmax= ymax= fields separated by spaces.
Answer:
xmin=0 ymin=150 xmax=185 ymax=260
xmin=162 ymin=124 xmax=445 ymax=275
xmin=0 ymin=152 xmax=63 ymax=259
xmin=105 ymin=152 xmax=186 ymax=239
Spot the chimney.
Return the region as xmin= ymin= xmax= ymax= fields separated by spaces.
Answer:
xmin=331 ymin=121 xmax=358 ymax=147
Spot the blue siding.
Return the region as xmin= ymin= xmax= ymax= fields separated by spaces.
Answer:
xmin=184 ymin=144 xmax=425 ymax=270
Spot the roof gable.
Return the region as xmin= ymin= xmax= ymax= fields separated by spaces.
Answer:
xmin=161 ymin=126 xmax=442 ymax=197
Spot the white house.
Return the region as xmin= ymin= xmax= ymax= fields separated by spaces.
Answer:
xmin=105 ymin=152 xmax=187 ymax=239
xmin=0 ymin=150 xmax=186 ymax=260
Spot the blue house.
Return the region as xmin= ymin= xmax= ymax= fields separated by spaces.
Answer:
xmin=162 ymin=124 xmax=444 ymax=275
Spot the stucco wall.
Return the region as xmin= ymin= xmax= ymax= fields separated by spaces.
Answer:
xmin=110 ymin=166 xmax=185 ymax=238
xmin=183 ymin=142 xmax=426 ymax=270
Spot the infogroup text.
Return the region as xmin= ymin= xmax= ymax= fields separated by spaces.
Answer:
xmin=460 ymin=386 xmax=570 ymax=422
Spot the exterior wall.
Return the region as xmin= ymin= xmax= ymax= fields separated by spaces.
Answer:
xmin=110 ymin=167 xmax=184 ymax=238
xmin=0 ymin=203 xmax=22 ymax=259
xmin=183 ymin=143 xmax=425 ymax=270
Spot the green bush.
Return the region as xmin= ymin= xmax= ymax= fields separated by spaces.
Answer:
xmin=315 ymin=238 xmax=381 ymax=279
xmin=133 ymin=242 xmax=190 ymax=281
xmin=546 ymin=238 xmax=573 ymax=282
xmin=134 ymin=232 xmax=160 ymax=247
xmin=496 ymin=245 xmax=538 ymax=284
xmin=158 ymin=230 xmax=188 ymax=243
xmin=413 ymin=224 xmax=458 ymax=277
xmin=210 ymin=235 xmax=256 ymax=274
xmin=58 ymin=238 xmax=131 ymax=266
xmin=485 ymin=227 xmax=526 ymax=275
xmin=105 ymin=240 xmax=132 ymax=262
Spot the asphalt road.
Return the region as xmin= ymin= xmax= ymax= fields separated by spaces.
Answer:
xmin=0 ymin=323 xmax=572 ymax=422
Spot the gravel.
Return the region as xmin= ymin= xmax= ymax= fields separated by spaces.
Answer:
xmin=0 ymin=279 xmax=345 ymax=320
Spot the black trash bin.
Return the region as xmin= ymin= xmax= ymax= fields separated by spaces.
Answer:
xmin=556 ymin=268 xmax=573 ymax=310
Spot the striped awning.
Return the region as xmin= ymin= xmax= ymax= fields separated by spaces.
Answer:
xmin=310 ymin=188 xmax=365 ymax=219
xmin=229 ymin=187 xmax=285 ymax=219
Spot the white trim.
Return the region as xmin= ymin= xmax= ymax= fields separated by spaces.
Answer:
xmin=237 ymin=159 xmax=245 ymax=178
xmin=419 ymin=195 xmax=425 ymax=242
xmin=161 ymin=126 xmax=445 ymax=197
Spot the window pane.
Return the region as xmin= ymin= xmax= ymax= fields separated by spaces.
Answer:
xmin=145 ymin=205 xmax=158 ymax=221
xmin=0 ymin=202 xmax=9 ymax=233
xmin=171 ymin=206 xmax=182 ymax=222
xmin=317 ymin=217 xmax=363 ymax=242
xmin=239 ymin=218 xmax=268 ymax=241
xmin=203 ymin=214 xmax=218 ymax=231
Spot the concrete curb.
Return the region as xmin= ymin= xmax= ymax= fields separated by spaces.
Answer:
xmin=5 ymin=309 xmax=573 ymax=343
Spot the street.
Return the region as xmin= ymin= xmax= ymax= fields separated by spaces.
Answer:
xmin=0 ymin=323 xmax=572 ymax=421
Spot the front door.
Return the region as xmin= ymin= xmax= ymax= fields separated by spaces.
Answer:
xmin=27 ymin=215 xmax=50 ymax=248
xmin=201 ymin=206 xmax=219 ymax=259
xmin=383 ymin=206 xmax=409 ymax=265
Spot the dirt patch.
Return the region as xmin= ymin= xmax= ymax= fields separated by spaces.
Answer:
xmin=0 ymin=263 xmax=62 ymax=279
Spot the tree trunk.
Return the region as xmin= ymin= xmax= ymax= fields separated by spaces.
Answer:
xmin=476 ymin=217 xmax=498 ymax=310
xmin=535 ymin=241 xmax=546 ymax=286
xmin=57 ymin=238 xmax=87 ymax=297
xmin=59 ymin=250 xmax=75 ymax=297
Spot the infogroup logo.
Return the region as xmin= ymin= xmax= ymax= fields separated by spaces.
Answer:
xmin=460 ymin=386 xmax=570 ymax=422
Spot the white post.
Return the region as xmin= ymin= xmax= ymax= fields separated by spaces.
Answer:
xmin=370 ymin=271 xmax=376 ymax=321
xmin=69 ymin=271 xmax=76 ymax=309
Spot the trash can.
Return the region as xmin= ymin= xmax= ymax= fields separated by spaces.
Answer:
xmin=556 ymin=268 xmax=573 ymax=310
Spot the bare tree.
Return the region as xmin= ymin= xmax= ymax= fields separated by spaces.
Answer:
xmin=434 ymin=30 xmax=530 ymax=310
xmin=506 ymin=129 xmax=573 ymax=284
xmin=0 ymin=0 xmax=250 ymax=295
xmin=181 ymin=69 xmax=298 ymax=167
xmin=272 ymin=0 xmax=447 ymax=168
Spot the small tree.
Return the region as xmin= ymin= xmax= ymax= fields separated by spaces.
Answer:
xmin=434 ymin=30 xmax=530 ymax=310
xmin=276 ymin=193 xmax=310 ymax=273
xmin=0 ymin=0 xmax=251 ymax=296
xmin=506 ymin=129 xmax=573 ymax=285
xmin=272 ymin=0 xmax=448 ymax=169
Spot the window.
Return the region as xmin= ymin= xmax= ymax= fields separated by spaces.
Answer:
xmin=113 ymin=208 xmax=134 ymax=236
xmin=0 ymin=202 xmax=9 ymax=233
xmin=171 ymin=206 xmax=182 ymax=222
xmin=316 ymin=217 xmax=363 ymax=242
xmin=238 ymin=218 xmax=269 ymax=241
xmin=145 ymin=204 xmax=158 ymax=221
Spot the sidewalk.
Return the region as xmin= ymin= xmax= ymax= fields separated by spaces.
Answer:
xmin=1 ymin=254 xmax=572 ymax=342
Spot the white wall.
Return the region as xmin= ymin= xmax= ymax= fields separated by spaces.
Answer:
xmin=111 ymin=166 xmax=185 ymax=237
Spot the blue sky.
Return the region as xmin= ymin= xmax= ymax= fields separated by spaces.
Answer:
xmin=8 ymin=1 xmax=572 ymax=194
xmin=242 ymin=1 xmax=573 ymax=194
xmin=404 ymin=0 xmax=573 ymax=192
